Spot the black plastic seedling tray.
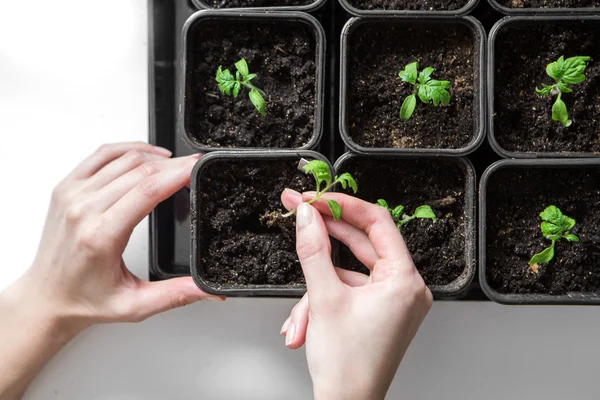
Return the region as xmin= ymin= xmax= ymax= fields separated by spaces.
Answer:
xmin=148 ymin=0 xmax=507 ymax=300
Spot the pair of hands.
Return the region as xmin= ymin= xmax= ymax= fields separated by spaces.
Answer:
xmin=1 ymin=142 xmax=431 ymax=400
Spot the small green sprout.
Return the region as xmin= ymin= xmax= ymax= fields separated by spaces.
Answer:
xmin=398 ymin=61 xmax=451 ymax=120
xmin=376 ymin=199 xmax=437 ymax=229
xmin=528 ymin=206 xmax=579 ymax=270
xmin=283 ymin=160 xmax=358 ymax=221
xmin=536 ymin=56 xmax=590 ymax=127
xmin=216 ymin=58 xmax=266 ymax=116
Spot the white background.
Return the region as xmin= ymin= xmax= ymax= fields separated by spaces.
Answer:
xmin=1 ymin=1 xmax=599 ymax=399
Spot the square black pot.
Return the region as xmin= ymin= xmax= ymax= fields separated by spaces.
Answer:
xmin=191 ymin=0 xmax=328 ymax=12
xmin=333 ymin=152 xmax=477 ymax=297
xmin=339 ymin=0 xmax=479 ymax=16
xmin=190 ymin=150 xmax=332 ymax=297
xmin=488 ymin=16 xmax=600 ymax=158
xmin=479 ymin=159 xmax=600 ymax=305
xmin=179 ymin=10 xmax=326 ymax=152
xmin=487 ymin=0 xmax=600 ymax=15
xmin=339 ymin=16 xmax=486 ymax=156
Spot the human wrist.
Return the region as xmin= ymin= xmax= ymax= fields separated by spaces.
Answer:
xmin=2 ymin=273 xmax=88 ymax=342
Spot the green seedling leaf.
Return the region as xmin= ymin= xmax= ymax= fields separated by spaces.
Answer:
xmin=336 ymin=172 xmax=358 ymax=194
xmin=249 ymin=89 xmax=266 ymax=116
xmin=377 ymin=199 xmax=390 ymax=209
xmin=552 ymin=96 xmax=571 ymax=127
xmin=377 ymin=199 xmax=436 ymax=230
xmin=565 ymin=233 xmax=580 ymax=243
xmin=537 ymin=56 xmax=590 ymax=127
xmin=391 ymin=205 xmax=404 ymax=221
xmin=399 ymin=62 xmax=418 ymax=85
xmin=529 ymin=205 xmax=578 ymax=267
xmin=541 ymin=221 xmax=561 ymax=236
xmin=540 ymin=206 xmax=563 ymax=223
xmin=398 ymin=62 xmax=451 ymax=120
xmin=235 ymin=58 xmax=249 ymax=77
xmin=215 ymin=58 xmax=267 ymax=116
xmin=529 ymin=246 xmax=555 ymax=266
xmin=400 ymin=94 xmax=417 ymax=120
xmin=281 ymin=160 xmax=357 ymax=222
xmin=414 ymin=205 xmax=437 ymax=221
xmin=326 ymin=199 xmax=342 ymax=221
xmin=302 ymin=160 xmax=331 ymax=190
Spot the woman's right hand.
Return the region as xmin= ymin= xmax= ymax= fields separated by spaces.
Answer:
xmin=280 ymin=191 xmax=433 ymax=400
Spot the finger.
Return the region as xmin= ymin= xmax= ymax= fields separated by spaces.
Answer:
xmin=130 ymin=277 xmax=224 ymax=322
xmin=295 ymin=203 xmax=342 ymax=297
xmin=300 ymin=192 xmax=412 ymax=266
xmin=68 ymin=142 xmax=172 ymax=180
xmin=285 ymin=294 xmax=309 ymax=349
xmin=89 ymin=154 xmax=200 ymax=213
xmin=82 ymin=150 xmax=170 ymax=192
xmin=283 ymin=268 xmax=368 ymax=349
xmin=282 ymin=189 xmax=379 ymax=269
xmin=104 ymin=156 xmax=198 ymax=240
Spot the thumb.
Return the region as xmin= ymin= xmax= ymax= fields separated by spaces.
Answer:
xmin=295 ymin=203 xmax=341 ymax=297
xmin=131 ymin=277 xmax=225 ymax=321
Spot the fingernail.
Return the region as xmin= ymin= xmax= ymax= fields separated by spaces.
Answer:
xmin=191 ymin=153 xmax=203 ymax=159
xmin=284 ymin=188 xmax=301 ymax=197
xmin=153 ymin=146 xmax=173 ymax=157
xmin=204 ymin=296 xmax=226 ymax=302
xmin=296 ymin=203 xmax=312 ymax=229
xmin=280 ymin=317 xmax=291 ymax=335
xmin=286 ymin=323 xmax=296 ymax=347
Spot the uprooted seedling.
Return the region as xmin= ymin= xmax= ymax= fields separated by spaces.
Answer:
xmin=216 ymin=58 xmax=267 ymax=116
xmin=398 ymin=61 xmax=451 ymax=120
xmin=528 ymin=205 xmax=579 ymax=275
xmin=282 ymin=160 xmax=358 ymax=221
xmin=376 ymin=199 xmax=437 ymax=230
xmin=536 ymin=56 xmax=590 ymax=127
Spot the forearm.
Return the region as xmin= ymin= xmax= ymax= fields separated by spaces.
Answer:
xmin=0 ymin=277 xmax=83 ymax=400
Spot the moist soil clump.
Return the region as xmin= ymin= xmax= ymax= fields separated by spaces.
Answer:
xmin=197 ymin=160 xmax=313 ymax=286
xmin=338 ymin=158 xmax=468 ymax=286
xmin=486 ymin=167 xmax=600 ymax=294
xmin=494 ymin=24 xmax=600 ymax=154
xmin=186 ymin=20 xmax=317 ymax=148
xmin=346 ymin=23 xmax=476 ymax=150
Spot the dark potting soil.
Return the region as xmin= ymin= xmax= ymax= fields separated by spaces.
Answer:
xmin=185 ymin=20 xmax=317 ymax=148
xmin=196 ymin=159 xmax=314 ymax=286
xmin=486 ymin=167 xmax=600 ymax=295
xmin=494 ymin=24 xmax=600 ymax=154
xmin=338 ymin=158 xmax=469 ymax=286
xmin=499 ymin=0 xmax=598 ymax=9
xmin=202 ymin=0 xmax=313 ymax=7
xmin=346 ymin=22 xmax=476 ymax=150
xmin=347 ymin=0 xmax=468 ymax=11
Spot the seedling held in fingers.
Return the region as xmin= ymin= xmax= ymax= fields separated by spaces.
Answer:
xmin=283 ymin=160 xmax=358 ymax=221
xmin=536 ymin=56 xmax=590 ymax=127
xmin=398 ymin=61 xmax=451 ymax=120
xmin=216 ymin=58 xmax=267 ymax=116
xmin=377 ymin=199 xmax=437 ymax=229
xmin=528 ymin=205 xmax=579 ymax=273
